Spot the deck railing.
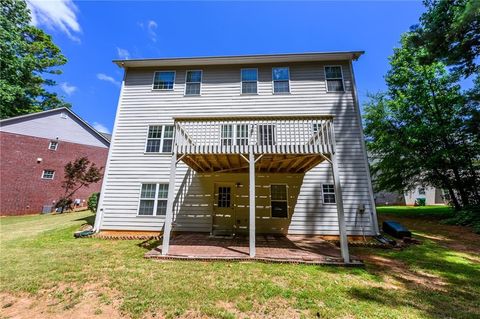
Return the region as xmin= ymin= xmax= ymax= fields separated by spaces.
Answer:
xmin=174 ymin=116 xmax=335 ymax=155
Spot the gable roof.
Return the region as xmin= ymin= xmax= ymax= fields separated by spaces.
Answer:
xmin=0 ymin=107 xmax=110 ymax=146
xmin=114 ymin=51 xmax=364 ymax=69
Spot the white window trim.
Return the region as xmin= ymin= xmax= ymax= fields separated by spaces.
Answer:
xmin=144 ymin=124 xmax=174 ymax=154
xmin=324 ymin=65 xmax=345 ymax=93
xmin=321 ymin=183 xmax=336 ymax=204
xmin=152 ymin=71 xmax=176 ymax=91
xmin=41 ymin=170 xmax=55 ymax=180
xmin=48 ymin=141 xmax=58 ymax=151
xmin=270 ymin=184 xmax=289 ymax=219
xmin=184 ymin=70 xmax=203 ymax=96
xmin=136 ymin=182 xmax=169 ymax=217
xmin=240 ymin=68 xmax=259 ymax=95
xmin=271 ymin=66 xmax=291 ymax=94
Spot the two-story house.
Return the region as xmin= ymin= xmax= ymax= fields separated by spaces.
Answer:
xmin=94 ymin=52 xmax=379 ymax=263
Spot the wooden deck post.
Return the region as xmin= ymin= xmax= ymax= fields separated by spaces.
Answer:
xmin=161 ymin=151 xmax=177 ymax=255
xmin=331 ymin=153 xmax=350 ymax=264
xmin=249 ymin=150 xmax=256 ymax=257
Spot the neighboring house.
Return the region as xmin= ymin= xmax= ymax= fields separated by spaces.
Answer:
xmin=0 ymin=108 xmax=110 ymax=216
xmin=94 ymin=52 xmax=379 ymax=263
xmin=374 ymin=190 xmax=406 ymax=206
xmin=404 ymin=186 xmax=447 ymax=206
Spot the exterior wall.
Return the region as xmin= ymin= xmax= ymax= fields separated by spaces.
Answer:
xmin=0 ymin=132 xmax=108 ymax=216
xmin=404 ymin=186 xmax=446 ymax=205
xmin=374 ymin=190 xmax=406 ymax=206
xmin=1 ymin=110 xmax=109 ymax=148
xmin=98 ymin=60 xmax=378 ymax=235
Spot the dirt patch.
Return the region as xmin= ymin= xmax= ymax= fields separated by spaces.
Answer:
xmin=0 ymin=283 xmax=126 ymax=319
xmin=213 ymin=298 xmax=308 ymax=319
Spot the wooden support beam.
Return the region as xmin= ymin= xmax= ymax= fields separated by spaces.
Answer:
xmin=184 ymin=156 xmax=205 ymax=172
xmin=295 ymin=155 xmax=319 ymax=173
xmin=161 ymin=153 xmax=178 ymax=255
xmin=249 ymin=150 xmax=256 ymax=257
xmin=331 ymin=154 xmax=350 ymax=263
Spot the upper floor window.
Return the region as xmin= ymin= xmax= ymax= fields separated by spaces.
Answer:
xmin=241 ymin=68 xmax=258 ymax=94
xmin=272 ymin=67 xmax=290 ymax=93
xmin=48 ymin=141 xmax=58 ymax=150
xmin=145 ymin=125 xmax=174 ymax=153
xmin=138 ymin=183 xmax=169 ymax=216
xmin=325 ymin=66 xmax=344 ymax=92
xmin=322 ymin=184 xmax=336 ymax=204
xmin=42 ymin=170 xmax=55 ymax=180
xmin=185 ymin=70 xmax=202 ymax=95
xmin=271 ymin=184 xmax=288 ymax=218
xmin=153 ymin=71 xmax=175 ymax=90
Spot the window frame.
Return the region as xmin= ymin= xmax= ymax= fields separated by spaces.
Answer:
xmin=257 ymin=124 xmax=276 ymax=146
xmin=137 ymin=182 xmax=169 ymax=217
xmin=41 ymin=170 xmax=55 ymax=180
xmin=144 ymin=125 xmax=175 ymax=154
xmin=271 ymin=67 xmax=291 ymax=94
xmin=184 ymin=70 xmax=203 ymax=96
xmin=240 ymin=68 xmax=259 ymax=95
xmin=152 ymin=71 xmax=176 ymax=91
xmin=324 ymin=65 xmax=345 ymax=93
xmin=321 ymin=183 xmax=336 ymax=204
xmin=219 ymin=124 xmax=250 ymax=146
xmin=48 ymin=141 xmax=58 ymax=151
xmin=270 ymin=184 xmax=289 ymax=219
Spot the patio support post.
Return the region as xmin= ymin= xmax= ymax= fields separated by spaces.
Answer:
xmin=249 ymin=149 xmax=256 ymax=257
xmin=161 ymin=149 xmax=178 ymax=256
xmin=331 ymin=153 xmax=350 ymax=264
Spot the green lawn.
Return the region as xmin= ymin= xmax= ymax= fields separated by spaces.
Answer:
xmin=0 ymin=207 xmax=479 ymax=318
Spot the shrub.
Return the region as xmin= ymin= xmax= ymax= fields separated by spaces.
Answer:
xmin=415 ymin=198 xmax=426 ymax=206
xmin=88 ymin=192 xmax=100 ymax=212
xmin=443 ymin=206 xmax=480 ymax=234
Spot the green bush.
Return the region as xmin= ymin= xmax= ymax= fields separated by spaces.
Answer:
xmin=415 ymin=198 xmax=426 ymax=206
xmin=87 ymin=192 xmax=100 ymax=212
xmin=443 ymin=206 xmax=480 ymax=233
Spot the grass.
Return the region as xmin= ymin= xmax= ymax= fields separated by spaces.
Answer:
xmin=0 ymin=207 xmax=479 ymax=318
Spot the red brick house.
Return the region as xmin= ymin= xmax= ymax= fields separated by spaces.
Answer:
xmin=0 ymin=108 xmax=110 ymax=216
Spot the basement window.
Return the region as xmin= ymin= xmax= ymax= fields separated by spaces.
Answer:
xmin=145 ymin=125 xmax=174 ymax=153
xmin=42 ymin=170 xmax=55 ymax=180
xmin=48 ymin=141 xmax=58 ymax=150
xmin=271 ymin=184 xmax=288 ymax=218
xmin=138 ymin=183 xmax=169 ymax=216
xmin=325 ymin=66 xmax=344 ymax=92
xmin=322 ymin=184 xmax=336 ymax=204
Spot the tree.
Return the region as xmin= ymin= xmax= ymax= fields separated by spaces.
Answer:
xmin=409 ymin=0 xmax=480 ymax=77
xmin=57 ymin=157 xmax=103 ymax=212
xmin=0 ymin=0 xmax=70 ymax=119
xmin=364 ymin=34 xmax=480 ymax=210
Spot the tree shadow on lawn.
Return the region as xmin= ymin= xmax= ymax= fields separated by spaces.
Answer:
xmin=346 ymin=235 xmax=480 ymax=318
xmin=74 ymin=214 xmax=96 ymax=226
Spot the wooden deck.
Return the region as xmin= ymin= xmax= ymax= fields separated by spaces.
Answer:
xmin=145 ymin=233 xmax=363 ymax=266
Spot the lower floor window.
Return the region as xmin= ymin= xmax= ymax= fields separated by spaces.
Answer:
xmin=271 ymin=184 xmax=288 ymax=218
xmin=322 ymin=184 xmax=336 ymax=204
xmin=138 ymin=183 xmax=169 ymax=216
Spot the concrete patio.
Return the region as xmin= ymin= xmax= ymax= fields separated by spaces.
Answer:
xmin=145 ymin=233 xmax=363 ymax=266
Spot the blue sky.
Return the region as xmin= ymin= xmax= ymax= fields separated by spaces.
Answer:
xmin=27 ymin=0 xmax=425 ymax=133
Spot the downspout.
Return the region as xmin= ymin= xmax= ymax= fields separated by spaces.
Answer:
xmin=348 ymin=60 xmax=380 ymax=235
xmin=93 ymin=69 xmax=126 ymax=232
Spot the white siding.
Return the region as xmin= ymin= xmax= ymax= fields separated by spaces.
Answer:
xmin=98 ymin=61 xmax=378 ymax=236
xmin=0 ymin=111 xmax=108 ymax=148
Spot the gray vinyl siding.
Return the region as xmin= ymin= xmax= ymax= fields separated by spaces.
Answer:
xmin=98 ymin=61 xmax=377 ymax=235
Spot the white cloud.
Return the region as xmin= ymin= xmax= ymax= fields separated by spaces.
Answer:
xmin=96 ymin=73 xmax=120 ymax=87
xmin=139 ymin=20 xmax=158 ymax=42
xmin=26 ymin=0 xmax=81 ymax=43
xmin=60 ymin=82 xmax=77 ymax=95
xmin=117 ymin=47 xmax=130 ymax=60
xmin=92 ymin=122 xmax=110 ymax=134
